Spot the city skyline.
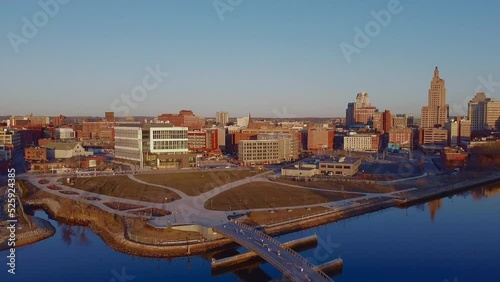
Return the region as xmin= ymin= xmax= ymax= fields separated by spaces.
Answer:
xmin=2 ymin=1 xmax=500 ymax=117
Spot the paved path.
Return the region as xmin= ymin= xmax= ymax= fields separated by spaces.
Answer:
xmin=24 ymin=169 xmax=417 ymax=227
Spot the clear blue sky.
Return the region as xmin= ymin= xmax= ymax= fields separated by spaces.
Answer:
xmin=1 ymin=0 xmax=500 ymax=118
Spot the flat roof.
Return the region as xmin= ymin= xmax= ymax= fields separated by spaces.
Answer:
xmin=282 ymin=165 xmax=316 ymax=171
xmin=319 ymin=157 xmax=360 ymax=164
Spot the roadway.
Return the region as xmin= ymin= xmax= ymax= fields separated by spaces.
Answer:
xmin=214 ymin=221 xmax=333 ymax=282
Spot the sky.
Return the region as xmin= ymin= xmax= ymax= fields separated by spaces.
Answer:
xmin=1 ymin=0 xmax=500 ymax=118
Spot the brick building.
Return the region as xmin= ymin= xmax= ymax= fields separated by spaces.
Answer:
xmin=157 ymin=110 xmax=205 ymax=130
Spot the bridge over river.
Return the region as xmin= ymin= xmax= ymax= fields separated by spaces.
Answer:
xmin=213 ymin=221 xmax=333 ymax=282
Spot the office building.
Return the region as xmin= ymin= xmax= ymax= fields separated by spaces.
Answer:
xmin=238 ymin=133 xmax=298 ymax=165
xmin=0 ymin=129 xmax=21 ymax=152
xmin=55 ymin=128 xmax=76 ymax=140
xmin=307 ymin=128 xmax=334 ymax=150
xmin=468 ymin=92 xmax=500 ymax=131
xmin=115 ymin=123 xmax=194 ymax=169
xmin=0 ymin=145 xmax=12 ymax=162
xmin=319 ymin=157 xmax=361 ymax=176
xmin=388 ymin=128 xmax=413 ymax=148
xmin=421 ymin=67 xmax=448 ymax=128
xmin=419 ymin=128 xmax=448 ymax=145
xmin=343 ymin=134 xmax=380 ymax=152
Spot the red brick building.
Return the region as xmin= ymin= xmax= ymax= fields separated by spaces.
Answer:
xmin=307 ymin=128 xmax=334 ymax=150
xmin=388 ymin=128 xmax=413 ymax=148
xmin=82 ymin=121 xmax=115 ymax=140
xmin=187 ymin=129 xmax=219 ymax=152
xmin=157 ymin=110 xmax=205 ymax=130
xmin=441 ymin=147 xmax=468 ymax=168
xmin=52 ymin=115 xmax=66 ymax=127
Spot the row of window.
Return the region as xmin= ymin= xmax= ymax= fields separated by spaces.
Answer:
xmin=152 ymin=130 xmax=187 ymax=139
xmin=115 ymin=129 xmax=140 ymax=139
xmin=320 ymin=164 xmax=352 ymax=169
xmin=115 ymin=139 xmax=140 ymax=148
xmin=152 ymin=140 xmax=188 ymax=150
xmin=115 ymin=149 xmax=141 ymax=161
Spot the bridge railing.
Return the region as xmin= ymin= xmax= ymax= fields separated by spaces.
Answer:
xmin=232 ymin=221 xmax=333 ymax=281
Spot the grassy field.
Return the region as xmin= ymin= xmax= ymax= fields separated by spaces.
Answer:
xmin=205 ymin=181 xmax=361 ymax=211
xmin=59 ymin=176 xmax=180 ymax=203
xmin=135 ymin=170 xmax=257 ymax=196
xmin=275 ymin=178 xmax=399 ymax=193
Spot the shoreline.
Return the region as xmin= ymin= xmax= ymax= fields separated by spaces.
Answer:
xmin=0 ymin=216 xmax=55 ymax=251
xmin=16 ymin=172 xmax=500 ymax=258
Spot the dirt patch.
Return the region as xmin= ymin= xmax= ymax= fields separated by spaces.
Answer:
xmin=129 ymin=208 xmax=171 ymax=217
xmin=38 ymin=179 xmax=49 ymax=184
xmin=47 ymin=185 xmax=62 ymax=191
xmin=59 ymin=190 xmax=79 ymax=195
xmin=205 ymin=181 xmax=361 ymax=211
xmin=103 ymin=202 xmax=144 ymax=211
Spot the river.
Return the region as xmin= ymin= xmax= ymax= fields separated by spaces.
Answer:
xmin=2 ymin=184 xmax=499 ymax=282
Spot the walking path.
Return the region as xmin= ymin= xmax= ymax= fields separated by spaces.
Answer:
xmin=24 ymin=168 xmax=417 ymax=227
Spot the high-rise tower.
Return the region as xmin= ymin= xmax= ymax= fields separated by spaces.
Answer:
xmin=421 ymin=67 xmax=449 ymax=128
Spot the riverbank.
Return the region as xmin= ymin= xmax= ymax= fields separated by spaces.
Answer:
xmin=0 ymin=215 xmax=55 ymax=251
xmin=16 ymin=171 xmax=500 ymax=258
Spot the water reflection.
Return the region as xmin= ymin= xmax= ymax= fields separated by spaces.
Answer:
xmin=58 ymin=223 xmax=91 ymax=246
xmin=459 ymin=183 xmax=500 ymax=201
xmin=424 ymin=184 xmax=500 ymax=221
xmin=428 ymin=199 xmax=443 ymax=222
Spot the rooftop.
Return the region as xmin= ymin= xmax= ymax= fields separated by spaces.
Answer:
xmin=45 ymin=142 xmax=80 ymax=150
xmin=282 ymin=165 xmax=316 ymax=171
xmin=319 ymin=157 xmax=360 ymax=164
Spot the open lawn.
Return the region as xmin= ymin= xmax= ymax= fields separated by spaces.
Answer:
xmin=275 ymin=178 xmax=398 ymax=193
xmin=205 ymin=181 xmax=362 ymax=211
xmin=59 ymin=176 xmax=180 ymax=203
xmin=135 ymin=169 xmax=257 ymax=196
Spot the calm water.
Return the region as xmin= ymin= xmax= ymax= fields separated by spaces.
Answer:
xmin=2 ymin=184 xmax=500 ymax=282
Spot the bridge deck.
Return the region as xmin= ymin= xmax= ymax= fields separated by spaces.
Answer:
xmin=213 ymin=221 xmax=333 ymax=282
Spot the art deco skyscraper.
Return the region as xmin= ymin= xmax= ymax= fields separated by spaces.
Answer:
xmin=421 ymin=67 xmax=449 ymax=128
